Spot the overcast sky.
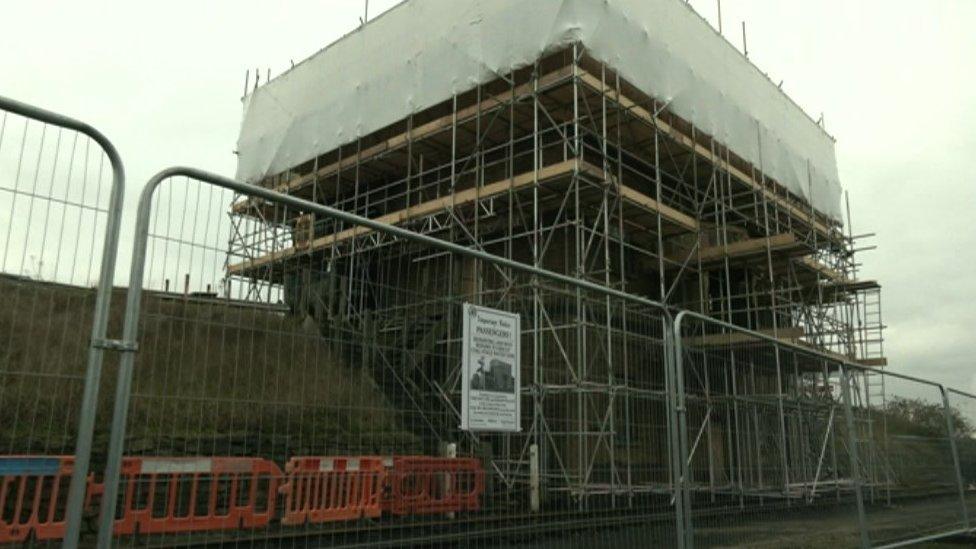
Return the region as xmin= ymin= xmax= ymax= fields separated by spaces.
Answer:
xmin=2 ymin=1 xmax=973 ymax=393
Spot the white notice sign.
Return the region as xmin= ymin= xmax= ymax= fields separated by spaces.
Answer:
xmin=461 ymin=303 xmax=521 ymax=432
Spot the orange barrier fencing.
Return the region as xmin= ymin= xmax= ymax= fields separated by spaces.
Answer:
xmin=279 ymin=456 xmax=384 ymax=525
xmin=383 ymin=457 xmax=484 ymax=516
xmin=2 ymin=453 xmax=482 ymax=544
xmin=90 ymin=456 xmax=282 ymax=536
xmin=0 ymin=456 xmax=75 ymax=544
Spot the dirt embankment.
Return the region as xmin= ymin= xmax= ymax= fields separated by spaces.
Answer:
xmin=0 ymin=275 xmax=418 ymax=462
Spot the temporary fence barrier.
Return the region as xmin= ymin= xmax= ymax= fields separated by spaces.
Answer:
xmin=854 ymin=375 xmax=963 ymax=545
xmin=0 ymin=95 xmax=125 ymax=548
xmin=672 ymin=311 xmax=869 ymax=547
xmin=88 ymin=456 xmax=281 ymax=537
xmin=946 ymin=388 xmax=976 ymax=531
xmin=672 ymin=310 xmax=976 ymax=548
xmin=92 ymin=166 xmax=682 ymax=548
xmin=80 ymin=164 xmax=976 ymax=548
xmin=280 ymin=456 xmax=384 ymax=524
xmin=383 ymin=456 xmax=484 ymax=515
xmin=0 ymin=456 xmax=75 ymax=543
xmin=0 ymin=114 xmax=973 ymax=545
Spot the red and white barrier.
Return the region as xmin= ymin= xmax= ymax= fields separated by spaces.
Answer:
xmin=279 ymin=456 xmax=385 ymax=525
xmin=98 ymin=456 xmax=282 ymax=536
xmin=382 ymin=456 xmax=484 ymax=516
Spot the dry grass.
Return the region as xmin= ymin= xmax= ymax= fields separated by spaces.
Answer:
xmin=0 ymin=275 xmax=419 ymax=461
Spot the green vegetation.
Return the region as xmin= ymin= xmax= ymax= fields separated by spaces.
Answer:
xmin=875 ymin=396 xmax=976 ymax=490
xmin=885 ymin=396 xmax=974 ymax=438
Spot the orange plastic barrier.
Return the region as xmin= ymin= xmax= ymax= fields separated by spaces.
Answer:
xmin=103 ymin=456 xmax=282 ymax=536
xmin=383 ymin=456 xmax=484 ymax=516
xmin=0 ymin=455 xmax=75 ymax=544
xmin=279 ymin=456 xmax=384 ymax=525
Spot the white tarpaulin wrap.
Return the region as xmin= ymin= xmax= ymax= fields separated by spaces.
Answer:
xmin=236 ymin=0 xmax=843 ymax=220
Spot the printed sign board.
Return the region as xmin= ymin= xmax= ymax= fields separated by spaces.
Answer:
xmin=461 ymin=303 xmax=521 ymax=432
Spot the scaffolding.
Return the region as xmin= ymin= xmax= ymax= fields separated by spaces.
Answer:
xmin=224 ymin=40 xmax=886 ymax=510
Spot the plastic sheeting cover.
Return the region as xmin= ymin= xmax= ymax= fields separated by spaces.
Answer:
xmin=235 ymin=0 xmax=843 ymax=220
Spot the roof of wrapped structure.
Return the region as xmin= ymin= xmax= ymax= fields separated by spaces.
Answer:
xmin=235 ymin=0 xmax=842 ymax=219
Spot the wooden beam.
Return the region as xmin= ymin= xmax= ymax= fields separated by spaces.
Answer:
xmin=684 ymin=326 xmax=804 ymax=347
xmin=577 ymin=70 xmax=841 ymax=242
xmin=794 ymin=342 xmax=855 ymax=364
xmin=823 ymin=279 xmax=880 ymax=293
xmin=686 ymin=325 xmax=882 ymax=367
xmin=233 ymin=66 xmax=575 ymax=215
xmin=228 ymin=159 xmax=699 ymax=275
xmin=794 ymin=256 xmax=846 ymax=283
xmin=229 ymin=160 xmax=577 ymax=274
xmin=695 ymin=233 xmax=802 ymax=264
xmin=577 ymin=162 xmax=699 ymax=232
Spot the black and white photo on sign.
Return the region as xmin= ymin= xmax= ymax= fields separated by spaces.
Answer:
xmin=469 ymin=357 xmax=516 ymax=394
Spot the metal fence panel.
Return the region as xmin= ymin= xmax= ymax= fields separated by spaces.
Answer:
xmin=91 ymin=169 xmax=685 ymax=548
xmin=3 ymin=123 xmax=973 ymax=546
xmin=2 ymin=91 xmax=974 ymax=548
xmin=674 ymin=313 xmax=866 ymax=548
xmin=947 ymin=388 xmax=976 ymax=530
xmin=0 ymin=96 xmax=124 ymax=547
xmin=855 ymin=373 xmax=965 ymax=545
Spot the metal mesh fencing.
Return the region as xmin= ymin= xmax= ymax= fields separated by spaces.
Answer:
xmin=947 ymin=388 xmax=976 ymax=530
xmin=1 ymin=143 xmax=974 ymax=547
xmin=89 ymin=170 xmax=686 ymax=548
xmin=673 ymin=310 xmax=976 ymax=548
xmin=0 ymin=96 xmax=124 ymax=547
xmin=856 ymin=374 xmax=966 ymax=545
xmin=0 ymin=105 xmax=106 ymax=451
xmin=673 ymin=313 xmax=865 ymax=548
